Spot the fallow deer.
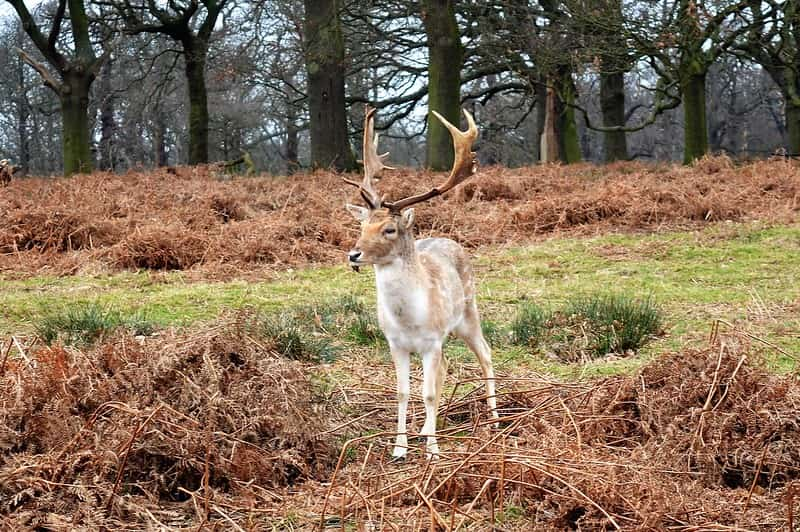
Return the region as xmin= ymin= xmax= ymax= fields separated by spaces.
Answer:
xmin=345 ymin=106 xmax=498 ymax=459
xmin=0 ymin=159 xmax=20 ymax=187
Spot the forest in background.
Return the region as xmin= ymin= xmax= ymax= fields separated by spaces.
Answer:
xmin=0 ymin=0 xmax=797 ymax=176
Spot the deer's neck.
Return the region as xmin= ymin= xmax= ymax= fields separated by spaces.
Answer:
xmin=374 ymin=238 xmax=430 ymax=304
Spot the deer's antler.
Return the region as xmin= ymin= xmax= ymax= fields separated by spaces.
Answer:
xmin=344 ymin=106 xmax=478 ymax=212
xmin=343 ymin=105 xmax=393 ymax=209
xmin=385 ymin=109 xmax=478 ymax=212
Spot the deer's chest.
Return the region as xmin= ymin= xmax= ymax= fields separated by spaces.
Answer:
xmin=375 ymin=274 xmax=460 ymax=354
xmin=377 ymin=284 xmax=431 ymax=335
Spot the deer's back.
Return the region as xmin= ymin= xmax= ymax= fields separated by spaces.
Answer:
xmin=416 ymin=237 xmax=476 ymax=305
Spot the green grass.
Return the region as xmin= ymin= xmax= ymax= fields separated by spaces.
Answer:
xmin=258 ymin=312 xmax=338 ymax=363
xmin=33 ymin=301 xmax=157 ymax=346
xmin=562 ymin=293 xmax=662 ymax=358
xmin=2 ymin=221 xmax=798 ymax=374
xmin=510 ymin=301 xmax=550 ymax=348
xmin=506 ymin=294 xmax=662 ymax=362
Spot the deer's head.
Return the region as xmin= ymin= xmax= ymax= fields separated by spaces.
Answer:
xmin=345 ymin=106 xmax=478 ymax=271
xmin=0 ymin=159 xmax=20 ymax=174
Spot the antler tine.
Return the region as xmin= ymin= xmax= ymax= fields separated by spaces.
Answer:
xmin=343 ymin=105 xmax=393 ymax=209
xmin=386 ymin=108 xmax=478 ymax=212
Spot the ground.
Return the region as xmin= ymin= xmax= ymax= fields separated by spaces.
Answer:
xmin=1 ymin=156 xmax=799 ymax=530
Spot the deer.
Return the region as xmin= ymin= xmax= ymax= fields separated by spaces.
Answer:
xmin=345 ymin=106 xmax=498 ymax=460
xmin=0 ymin=159 xmax=20 ymax=187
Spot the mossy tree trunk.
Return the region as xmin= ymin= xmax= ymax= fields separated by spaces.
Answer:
xmin=184 ymin=42 xmax=210 ymax=165
xmin=60 ymin=72 xmax=93 ymax=175
xmin=787 ymin=102 xmax=800 ymax=156
xmin=554 ymin=70 xmax=582 ymax=163
xmin=676 ymin=0 xmax=710 ymax=164
xmin=304 ymin=0 xmax=356 ymax=172
xmin=8 ymin=0 xmax=102 ymax=176
xmin=600 ymin=67 xmax=628 ymax=162
xmin=680 ymin=69 xmax=708 ymax=164
xmin=777 ymin=64 xmax=800 ymax=155
xmin=422 ymin=0 xmax=463 ymax=171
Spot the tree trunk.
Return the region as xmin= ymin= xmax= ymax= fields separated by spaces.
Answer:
xmin=60 ymin=74 xmax=93 ymax=175
xmin=786 ymin=102 xmax=800 ymax=156
xmin=600 ymin=70 xmax=628 ymax=161
xmin=422 ymin=0 xmax=463 ymax=171
xmin=534 ymin=79 xmax=547 ymax=162
xmin=16 ymin=52 xmax=30 ymax=173
xmin=98 ymin=57 xmax=116 ymax=171
xmin=554 ymin=72 xmax=581 ymax=163
xmin=154 ymin=113 xmax=168 ymax=167
xmin=540 ymin=86 xmax=558 ymax=163
xmin=303 ymin=0 xmax=356 ymax=172
xmin=680 ymin=71 xmax=709 ymax=164
xmin=184 ymin=45 xmax=209 ymax=165
xmin=286 ymin=107 xmax=300 ymax=175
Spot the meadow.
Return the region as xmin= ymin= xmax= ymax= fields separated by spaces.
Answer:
xmin=1 ymin=156 xmax=798 ymax=530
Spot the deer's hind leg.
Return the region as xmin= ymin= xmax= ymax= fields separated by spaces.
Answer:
xmin=420 ymin=347 xmax=444 ymax=458
xmin=454 ymin=301 xmax=499 ymax=425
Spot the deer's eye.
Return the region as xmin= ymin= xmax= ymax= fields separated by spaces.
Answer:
xmin=383 ymin=227 xmax=396 ymax=236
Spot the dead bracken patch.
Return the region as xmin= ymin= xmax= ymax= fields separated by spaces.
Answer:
xmin=1 ymin=326 xmax=797 ymax=529
xmin=0 ymin=317 xmax=338 ymax=529
xmin=312 ymin=332 xmax=799 ymax=530
xmin=0 ymin=156 xmax=798 ymax=277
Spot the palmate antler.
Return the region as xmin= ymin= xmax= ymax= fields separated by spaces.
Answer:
xmin=343 ymin=106 xmax=393 ymax=209
xmin=345 ymin=105 xmax=478 ymax=212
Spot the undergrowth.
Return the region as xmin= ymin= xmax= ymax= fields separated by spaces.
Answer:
xmin=34 ymin=302 xmax=156 ymax=346
xmin=258 ymin=313 xmax=338 ymax=363
xmin=254 ymin=295 xmax=385 ymax=363
xmin=509 ymin=293 xmax=663 ymax=361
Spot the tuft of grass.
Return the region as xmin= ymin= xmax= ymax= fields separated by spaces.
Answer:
xmin=481 ymin=319 xmax=504 ymax=347
xmin=303 ymin=294 xmax=385 ymax=346
xmin=34 ymin=302 xmax=158 ymax=346
xmin=346 ymin=312 xmax=384 ymax=346
xmin=510 ymin=302 xmax=550 ymax=348
xmin=125 ymin=311 xmax=158 ymax=336
xmin=563 ymin=293 xmax=663 ymax=359
xmin=259 ymin=313 xmax=338 ymax=363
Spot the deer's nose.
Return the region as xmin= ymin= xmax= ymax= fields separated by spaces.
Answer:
xmin=348 ymin=250 xmax=362 ymax=263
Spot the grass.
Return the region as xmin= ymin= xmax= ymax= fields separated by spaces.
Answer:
xmin=563 ymin=293 xmax=662 ymax=358
xmin=3 ymin=221 xmax=799 ymax=374
xmin=507 ymin=294 xmax=662 ymax=362
xmin=510 ymin=301 xmax=550 ymax=348
xmin=258 ymin=313 xmax=338 ymax=363
xmin=33 ymin=302 xmax=157 ymax=346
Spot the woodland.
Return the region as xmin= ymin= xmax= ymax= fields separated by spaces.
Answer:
xmin=0 ymin=0 xmax=798 ymax=176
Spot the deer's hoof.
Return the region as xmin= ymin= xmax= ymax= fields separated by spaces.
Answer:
xmin=391 ymin=447 xmax=407 ymax=460
xmin=425 ymin=444 xmax=440 ymax=460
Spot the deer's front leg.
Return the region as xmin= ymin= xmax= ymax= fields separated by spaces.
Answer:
xmin=421 ymin=348 xmax=443 ymax=458
xmin=391 ymin=348 xmax=410 ymax=459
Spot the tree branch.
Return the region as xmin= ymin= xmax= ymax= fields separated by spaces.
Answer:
xmin=16 ymin=48 xmax=62 ymax=93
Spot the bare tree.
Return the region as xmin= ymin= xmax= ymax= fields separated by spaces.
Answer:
xmin=5 ymin=0 xmax=108 ymax=174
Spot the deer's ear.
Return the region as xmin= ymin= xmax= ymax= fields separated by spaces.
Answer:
xmin=400 ymin=208 xmax=415 ymax=229
xmin=346 ymin=204 xmax=370 ymax=221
